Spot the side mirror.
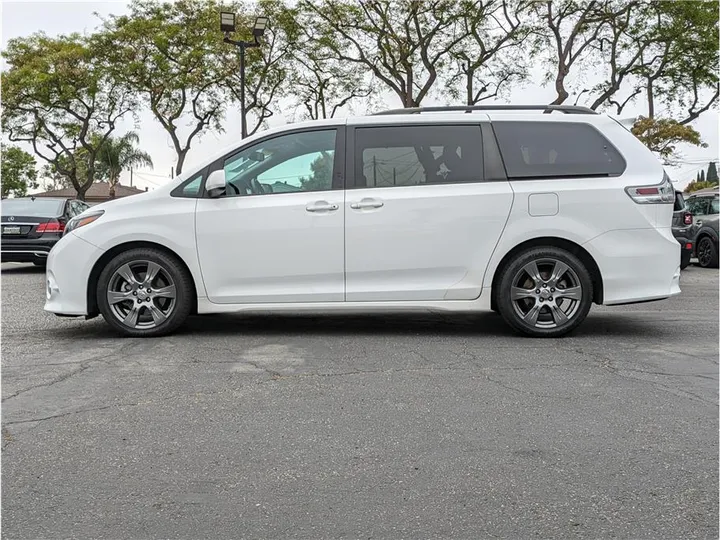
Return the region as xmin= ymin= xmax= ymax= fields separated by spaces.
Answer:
xmin=206 ymin=170 xmax=226 ymax=198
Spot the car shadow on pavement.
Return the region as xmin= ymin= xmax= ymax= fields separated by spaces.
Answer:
xmin=0 ymin=264 xmax=45 ymax=274
xmin=171 ymin=311 xmax=670 ymax=339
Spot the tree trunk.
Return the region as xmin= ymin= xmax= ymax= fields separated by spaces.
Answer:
xmin=647 ymin=79 xmax=655 ymax=119
xmin=466 ymin=63 xmax=474 ymax=106
xmin=175 ymin=150 xmax=187 ymax=175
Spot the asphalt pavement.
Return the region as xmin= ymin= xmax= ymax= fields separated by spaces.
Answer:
xmin=1 ymin=262 xmax=718 ymax=539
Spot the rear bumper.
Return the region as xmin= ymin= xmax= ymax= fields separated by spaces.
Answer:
xmin=1 ymin=238 xmax=59 ymax=263
xmin=584 ymin=227 xmax=681 ymax=305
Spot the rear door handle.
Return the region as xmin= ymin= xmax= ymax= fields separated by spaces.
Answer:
xmin=350 ymin=199 xmax=384 ymax=210
xmin=306 ymin=201 xmax=339 ymax=213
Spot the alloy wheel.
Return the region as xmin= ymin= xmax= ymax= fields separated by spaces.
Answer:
xmin=697 ymin=238 xmax=713 ymax=267
xmin=106 ymin=260 xmax=177 ymax=329
xmin=510 ymin=258 xmax=583 ymax=329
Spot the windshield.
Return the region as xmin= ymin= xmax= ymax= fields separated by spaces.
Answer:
xmin=1 ymin=199 xmax=64 ymax=217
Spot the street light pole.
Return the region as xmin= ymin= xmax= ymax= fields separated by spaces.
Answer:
xmin=220 ymin=13 xmax=268 ymax=139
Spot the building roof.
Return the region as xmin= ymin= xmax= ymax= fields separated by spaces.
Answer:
xmin=33 ymin=182 xmax=147 ymax=199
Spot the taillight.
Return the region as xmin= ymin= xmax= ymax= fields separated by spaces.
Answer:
xmin=685 ymin=243 xmax=693 ymax=250
xmin=625 ymin=172 xmax=675 ymax=204
xmin=36 ymin=219 xmax=65 ymax=234
xmin=683 ymin=212 xmax=693 ymax=225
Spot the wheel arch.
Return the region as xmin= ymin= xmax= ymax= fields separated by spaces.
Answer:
xmin=86 ymin=241 xmax=198 ymax=317
xmin=490 ymin=237 xmax=604 ymax=311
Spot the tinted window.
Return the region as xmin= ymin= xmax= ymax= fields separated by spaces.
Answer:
xmin=673 ymin=192 xmax=685 ymax=212
xmin=1 ymin=199 xmax=64 ymax=217
xmin=710 ymin=198 xmax=719 ymax=215
xmin=353 ymin=125 xmax=483 ymax=188
xmin=493 ymin=122 xmax=625 ymax=179
xmin=223 ymin=130 xmax=337 ymax=196
xmin=687 ymin=197 xmax=710 ymax=215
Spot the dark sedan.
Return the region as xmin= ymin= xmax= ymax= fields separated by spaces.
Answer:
xmin=1 ymin=197 xmax=90 ymax=267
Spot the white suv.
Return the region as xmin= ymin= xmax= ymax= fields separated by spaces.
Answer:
xmin=45 ymin=105 xmax=680 ymax=337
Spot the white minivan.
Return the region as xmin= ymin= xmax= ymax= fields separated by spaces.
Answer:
xmin=45 ymin=105 xmax=680 ymax=337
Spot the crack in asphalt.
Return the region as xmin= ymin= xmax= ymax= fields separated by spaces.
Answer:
xmin=1 ymin=340 xmax=147 ymax=403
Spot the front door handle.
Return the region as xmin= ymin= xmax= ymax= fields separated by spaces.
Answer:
xmin=306 ymin=201 xmax=339 ymax=213
xmin=350 ymin=198 xmax=384 ymax=210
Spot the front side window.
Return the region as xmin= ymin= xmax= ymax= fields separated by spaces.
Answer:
xmin=222 ymin=129 xmax=337 ymax=196
xmin=352 ymin=125 xmax=483 ymax=188
xmin=492 ymin=121 xmax=626 ymax=179
xmin=710 ymin=198 xmax=719 ymax=215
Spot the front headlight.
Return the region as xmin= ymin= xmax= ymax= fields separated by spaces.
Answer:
xmin=64 ymin=210 xmax=104 ymax=236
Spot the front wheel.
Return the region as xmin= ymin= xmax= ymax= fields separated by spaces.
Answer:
xmin=96 ymin=248 xmax=193 ymax=337
xmin=496 ymin=247 xmax=593 ymax=337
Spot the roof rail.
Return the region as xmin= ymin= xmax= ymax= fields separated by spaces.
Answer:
xmin=372 ymin=105 xmax=598 ymax=116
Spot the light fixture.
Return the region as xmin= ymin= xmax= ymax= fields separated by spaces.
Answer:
xmin=220 ymin=11 xmax=236 ymax=33
xmin=253 ymin=16 xmax=268 ymax=37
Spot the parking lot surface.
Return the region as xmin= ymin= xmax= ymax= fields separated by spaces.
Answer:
xmin=1 ymin=262 xmax=718 ymax=539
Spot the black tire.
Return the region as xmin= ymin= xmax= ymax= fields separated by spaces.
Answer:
xmin=696 ymin=236 xmax=719 ymax=268
xmin=496 ymin=247 xmax=593 ymax=338
xmin=680 ymin=249 xmax=691 ymax=270
xmin=96 ymin=248 xmax=193 ymax=337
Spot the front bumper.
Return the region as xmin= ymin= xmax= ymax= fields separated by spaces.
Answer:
xmin=44 ymin=233 xmax=104 ymax=316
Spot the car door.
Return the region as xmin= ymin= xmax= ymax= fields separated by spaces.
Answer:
xmin=344 ymin=121 xmax=513 ymax=302
xmin=195 ymin=126 xmax=346 ymax=304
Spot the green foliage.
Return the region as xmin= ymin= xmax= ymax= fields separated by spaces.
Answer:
xmin=95 ymin=132 xmax=153 ymax=198
xmin=1 ymin=145 xmax=38 ymax=198
xmin=700 ymin=170 xmax=706 ymax=182
xmin=98 ymin=0 xmax=232 ymax=173
xmin=685 ymin=180 xmax=716 ymax=193
xmin=1 ymin=32 xmax=135 ymax=200
xmin=300 ymin=152 xmax=334 ymax=191
xmin=631 ymin=116 xmax=707 ymax=161
xmin=706 ymin=162 xmax=718 ymax=184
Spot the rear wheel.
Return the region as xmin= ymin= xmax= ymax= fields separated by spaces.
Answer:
xmin=496 ymin=247 xmax=593 ymax=337
xmin=696 ymin=236 xmax=719 ymax=268
xmin=97 ymin=248 xmax=193 ymax=337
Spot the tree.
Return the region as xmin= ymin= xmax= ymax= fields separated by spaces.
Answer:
xmin=631 ymin=116 xmax=708 ymax=163
xmin=99 ymin=0 xmax=232 ymax=174
xmin=39 ymin=163 xmax=73 ymax=191
xmin=287 ymin=5 xmax=373 ymax=120
xmin=447 ymin=0 xmax=533 ymax=105
xmin=1 ymin=33 xmax=135 ymax=200
xmin=300 ymin=152 xmax=334 ymax=191
xmin=303 ymin=0 xmax=470 ymax=108
xmin=221 ymin=0 xmax=301 ymax=135
xmin=95 ymin=132 xmax=153 ymax=199
xmin=635 ymin=1 xmax=719 ymax=124
xmin=707 ymin=162 xmax=718 ymax=185
xmin=685 ymin=180 xmax=715 ymax=193
xmin=531 ymin=0 xmax=627 ymax=105
xmin=1 ymin=145 xmax=38 ymax=198
xmin=700 ymin=169 xmax=706 ymax=182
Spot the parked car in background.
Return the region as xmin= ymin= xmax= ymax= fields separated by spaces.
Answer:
xmin=1 ymin=197 xmax=90 ymax=267
xmin=685 ymin=187 xmax=719 ymax=268
xmin=44 ymin=105 xmax=680 ymax=338
xmin=672 ymin=191 xmax=694 ymax=269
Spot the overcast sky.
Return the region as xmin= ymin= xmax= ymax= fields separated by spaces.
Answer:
xmin=2 ymin=0 xmax=718 ymax=191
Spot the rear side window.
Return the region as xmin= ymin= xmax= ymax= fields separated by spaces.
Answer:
xmin=687 ymin=197 xmax=710 ymax=215
xmin=352 ymin=125 xmax=483 ymax=188
xmin=492 ymin=122 xmax=626 ymax=179
xmin=674 ymin=192 xmax=685 ymax=211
